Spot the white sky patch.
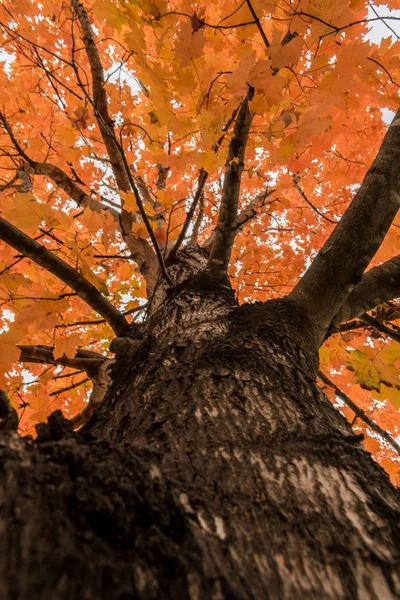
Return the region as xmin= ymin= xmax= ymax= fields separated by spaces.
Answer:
xmin=0 ymin=309 xmax=15 ymax=334
xmin=0 ymin=48 xmax=15 ymax=72
xmin=105 ymin=64 xmax=141 ymax=95
xmin=365 ymin=6 xmax=400 ymax=129
xmin=365 ymin=5 xmax=400 ymax=43
xmin=381 ymin=107 xmax=396 ymax=125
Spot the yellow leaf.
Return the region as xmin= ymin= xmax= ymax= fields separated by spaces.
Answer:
xmin=120 ymin=190 xmax=137 ymax=212
xmin=174 ymin=21 xmax=206 ymax=67
xmin=93 ymin=0 xmax=126 ymax=31
xmin=131 ymin=222 xmax=148 ymax=239
xmin=3 ymin=193 xmax=42 ymax=232
xmin=270 ymin=36 xmax=304 ymax=70
xmin=53 ymin=336 xmax=80 ymax=360
xmin=0 ymin=341 xmax=20 ymax=366
xmin=79 ymin=263 xmax=109 ymax=295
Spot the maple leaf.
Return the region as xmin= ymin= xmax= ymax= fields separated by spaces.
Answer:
xmin=175 ymin=21 xmax=207 ymax=67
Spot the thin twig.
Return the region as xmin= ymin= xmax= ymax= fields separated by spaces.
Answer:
xmin=292 ymin=175 xmax=336 ymax=223
xmin=50 ymin=377 xmax=90 ymax=396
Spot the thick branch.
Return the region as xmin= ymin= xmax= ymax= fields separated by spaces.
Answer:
xmin=133 ymin=175 xmax=164 ymax=226
xmin=1 ymin=103 xmax=160 ymax=291
xmin=0 ymin=111 xmax=109 ymax=216
xmin=71 ymin=0 xmax=164 ymax=287
xmin=203 ymin=188 xmax=273 ymax=250
xmin=0 ymin=216 xmax=128 ymax=335
xmin=207 ymin=88 xmax=254 ymax=277
xmin=333 ymin=316 xmax=400 ymax=345
xmin=170 ymin=107 xmax=244 ymax=258
xmin=32 ymin=161 xmax=158 ymax=285
xmin=331 ymin=255 xmax=400 ymax=328
xmin=71 ymin=0 xmax=130 ymax=193
xmin=291 ymin=110 xmax=400 ymax=345
xmin=234 ymin=190 xmax=274 ymax=232
xmin=318 ymin=371 xmax=400 ymax=455
xmin=30 ymin=161 xmax=117 ymax=216
xmin=17 ymin=345 xmax=106 ymax=372
xmin=70 ymin=357 xmax=113 ymax=429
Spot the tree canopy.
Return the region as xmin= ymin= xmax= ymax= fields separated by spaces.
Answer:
xmin=0 ymin=0 xmax=400 ymax=481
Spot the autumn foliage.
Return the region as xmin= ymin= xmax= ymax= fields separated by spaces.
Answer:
xmin=0 ymin=0 xmax=399 ymax=480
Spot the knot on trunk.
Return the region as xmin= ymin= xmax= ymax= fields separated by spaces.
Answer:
xmin=36 ymin=410 xmax=74 ymax=443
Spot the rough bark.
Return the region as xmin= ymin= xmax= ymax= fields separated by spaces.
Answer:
xmin=291 ymin=110 xmax=400 ymax=344
xmin=1 ymin=274 xmax=399 ymax=600
xmin=332 ymin=255 xmax=400 ymax=328
xmin=207 ymin=90 xmax=254 ymax=277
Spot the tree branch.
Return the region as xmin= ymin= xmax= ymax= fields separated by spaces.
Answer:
xmin=169 ymin=106 xmax=244 ymax=260
xmin=0 ymin=110 xmax=110 ymax=216
xmin=189 ymin=190 xmax=205 ymax=246
xmin=318 ymin=370 xmax=400 ymax=456
xmin=167 ymin=169 xmax=208 ymax=263
xmin=290 ymin=110 xmax=400 ymax=345
xmin=244 ymin=0 xmax=270 ymax=48
xmin=331 ymin=315 xmax=400 ymax=344
xmin=132 ymin=174 xmax=165 ymax=230
xmin=207 ymin=88 xmax=254 ymax=277
xmin=118 ymin=161 xmax=173 ymax=286
xmin=18 ymin=344 xmax=105 ymax=370
xmin=360 ymin=313 xmax=400 ymax=345
xmin=32 ymin=160 xmax=159 ymax=288
xmin=71 ymin=0 xmax=130 ymax=193
xmin=292 ymin=175 xmax=337 ymax=224
xmin=331 ymin=255 xmax=400 ymax=328
xmin=203 ymin=188 xmax=274 ymax=250
xmin=70 ymin=357 xmax=113 ymax=429
xmin=71 ymin=0 xmax=169 ymax=287
xmin=17 ymin=345 xmax=113 ymax=430
xmin=1 ymin=95 xmax=160 ymax=291
xmin=29 ymin=161 xmax=118 ymax=216
xmin=0 ymin=216 xmax=128 ymax=335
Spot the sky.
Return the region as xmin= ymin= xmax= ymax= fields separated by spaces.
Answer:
xmin=366 ymin=3 xmax=400 ymax=122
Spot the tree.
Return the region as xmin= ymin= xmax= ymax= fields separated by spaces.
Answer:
xmin=0 ymin=0 xmax=400 ymax=596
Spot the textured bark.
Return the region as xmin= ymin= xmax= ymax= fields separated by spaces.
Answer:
xmin=207 ymin=90 xmax=254 ymax=277
xmin=1 ymin=274 xmax=400 ymax=599
xmin=291 ymin=109 xmax=400 ymax=344
xmin=332 ymin=255 xmax=400 ymax=328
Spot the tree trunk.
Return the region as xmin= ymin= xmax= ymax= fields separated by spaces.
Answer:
xmin=1 ymin=274 xmax=399 ymax=600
